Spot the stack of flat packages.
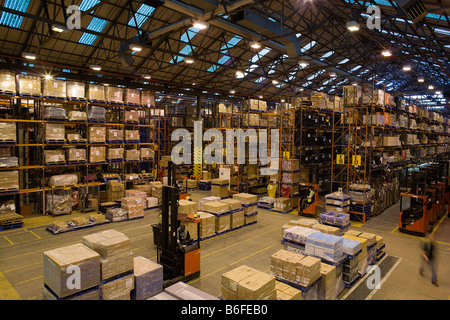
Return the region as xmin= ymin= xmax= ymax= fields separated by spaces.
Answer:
xmin=82 ymin=230 xmax=134 ymax=300
xmin=199 ymin=212 xmax=216 ymax=239
xmin=318 ymin=263 xmax=337 ymax=300
xmin=198 ymin=196 xmax=221 ymax=211
xmin=165 ymin=281 xmax=219 ymax=300
xmin=312 ymin=223 xmax=341 ymax=236
xmin=203 ymin=201 xmax=230 ymax=233
xmin=319 ymin=211 xmax=350 ymax=233
xmin=358 ymin=232 xmax=377 ymax=265
xmin=305 ymin=232 xmax=344 ymax=263
xmin=121 ymin=196 xmax=145 ymax=219
xmin=107 ymin=180 xmax=124 ymax=202
xmin=146 ymin=197 xmax=159 ymax=209
xmin=221 ymin=199 xmax=244 ymax=229
xmin=131 ymin=256 xmax=163 ymax=300
xmin=325 ymin=190 xmax=351 ymax=213
xmin=44 ymin=123 xmax=65 ymax=142
xmin=283 ymin=226 xmax=317 ymax=253
xmin=342 ymin=248 xmax=360 ymax=286
xmin=151 ymin=183 xmax=163 ymax=205
xmin=273 ymin=197 xmax=292 ymax=212
xmin=125 ymin=149 xmax=140 ymax=161
xmin=343 ymin=232 xmax=369 ymax=276
xmin=211 ymin=178 xmax=229 ymax=198
xmin=89 ymin=146 xmax=106 ymax=163
xmin=296 ymin=218 xmax=318 ymax=229
xmin=42 ymin=243 xmax=100 ymax=300
xmin=275 ymin=281 xmax=302 ymax=300
xmin=281 ymin=220 xmax=301 ymax=237
xmin=221 ymin=265 xmax=276 ymax=300
xmin=233 ymin=193 xmax=258 ymax=224
xmin=0 ymin=122 xmax=16 ymax=142
xmin=105 ymin=208 xmax=128 ymax=222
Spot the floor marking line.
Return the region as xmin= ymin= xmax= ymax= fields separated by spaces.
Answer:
xmin=29 ymin=230 xmax=41 ymax=240
xmin=0 ymin=271 xmax=21 ymax=300
xmin=366 ymin=257 xmax=402 ymax=300
xmin=3 ymin=236 xmax=14 ymax=245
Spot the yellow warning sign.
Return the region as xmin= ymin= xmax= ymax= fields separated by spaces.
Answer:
xmin=336 ymin=154 xmax=345 ymax=165
xmin=352 ymin=155 xmax=361 ymax=166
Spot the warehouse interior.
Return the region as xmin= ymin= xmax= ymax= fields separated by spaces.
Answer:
xmin=0 ymin=0 xmax=449 ymax=302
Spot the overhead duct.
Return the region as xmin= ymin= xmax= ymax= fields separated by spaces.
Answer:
xmin=118 ymin=33 xmax=150 ymax=69
xmin=231 ymin=9 xmax=301 ymax=58
xmin=395 ymin=0 xmax=427 ymax=23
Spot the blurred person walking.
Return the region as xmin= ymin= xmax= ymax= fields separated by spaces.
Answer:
xmin=419 ymin=233 xmax=438 ymax=287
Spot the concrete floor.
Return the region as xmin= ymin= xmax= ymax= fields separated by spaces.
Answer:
xmin=0 ymin=190 xmax=449 ymax=300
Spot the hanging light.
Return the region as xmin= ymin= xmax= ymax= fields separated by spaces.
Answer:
xmin=22 ymin=52 xmax=36 ymax=60
xmin=298 ymin=60 xmax=309 ymax=67
xmin=346 ymin=21 xmax=360 ymax=32
xmin=417 ymin=77 xmax=425 ymax=82
xmin=402 ymin=65 xmax=411 ymax=71
xmin=51 ymin=24 xmax=67 ymax=33
xmin=381 ymin=50 xmax=392 ymax=57
xmin=192 ymin=20 xmax=209 ymax=30
xmin=272 ymin=79 xmax=279 ymax=85
xmin=428 ymin=85 xmax=434 ymax=90
xmin=185 ymin=58 xmax=194 ymax=64
xmin=229 ymin=89 xmax=236 ymax=94
xmin=235 ymin=70 xmax=245 ymax=78
xmin=329 ymin=72 xmax=337 ymax=78
xmin=142 ymin=74 xmax=151 ymax=79
xmin=90 ymin=64 xmax=102 ymax=71
xmin=130 ymin=44 xmax=143 ymax=52
xmin=250 ymin=41 xmax=261 ymax=49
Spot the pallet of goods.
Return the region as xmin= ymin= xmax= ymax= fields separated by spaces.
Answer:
xmin=131 ymin=256 xmax=163 ymax=300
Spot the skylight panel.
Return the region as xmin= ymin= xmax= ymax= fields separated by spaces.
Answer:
xmin=301 ymin=41 xmax=317 ymax=53
xmin=78 ymin=17 xmax=108 ymax=45
xmin=169 ymin=45 xmax=196 ymax=64
xmin=349 ymin=65 xmax=362 ymax=72
xmin=307 ymin=70 xmax=324 ymax=81
xmin=0 ymin=0 xmax=31 ymax=29
xmin=320 ymin=51 xmax=335 ymax=60
xmin=128 ymin=4 xmax=155 ymax=28
xmin=255 ymin=77 xmax=266 ymax=83
xmin=207 ymin=35 xmax=242 ymax=72
xmin=79 ymin=0 xmax=100 ymax=12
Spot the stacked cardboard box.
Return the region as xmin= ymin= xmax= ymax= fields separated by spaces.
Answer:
xmin=283 ymin=226 xmax=316 ymax=245
xmin=358 ymin=232 xmax=377 ymax=264
xmin=121 ymin=196 xmax=145 ymax=219
xmin=107 ymin=148 xmax=124 ymax=160
xmin=43 ymin=243 xmax=100 ymax=299
xmin=82 ymin=230 xmax=134 ymax=300
xmin=89 ymin=127 xmax=106 ymax=143
xmin=125 ymin=130 xmax=140 ymax=142
xmin=87 ymin=84 xmax=105 ymax=101
xmin=131 ymin=256 xmax=163 ymax=300
xmin=343 ymin=85 xmax=361 ymax=105
xmin=19 ymin=74 xmax=41 ymax=96
xmin=233 ymin=193 xmax=257 ymax=204
xmin=199 ymin=212 xmax=215 ymax=238
xmin=107 ymin=180 xmax=124 ymax=202
xmin=43 ymin=79 xmax=66 ymax=98
xmin=318 ymin=263 xmax=337 ymax=300
xmin=66 ymin=81 xmax=85 ymax=99
xmin=105 ymin=208 xmax=127 ymax=222
xmin=124 ymin=110 xmax=139 ymax=123
xmin=273 ymin=197 xmax=292 ymax=212
xmin=146 ymin=197 xmax=158 ymax=209
xmin=178 ymin=199 xmax=197 ymax=216
xmin=0 ymin=70 xmax=16 ymax=93
xmin=125 ymin=149 xmax=140 ymax=161
xmin=343 ymin=233 xmax=369 ymax=275
xmin=89 ymin=146 xmax=106 ymax=163
xmin=140 ymin=148 xmax=154 ymax=159
xmin=44 ymin=149 xmax=65 ymax=164
xmin=124 ymin=89 xmax=140 ymax=105
xmin=221 ymin=199 xmax=244 ymax=229
xmin=198 ymin=196 xmax=221 ymax=211
xmin=141 ymin=90 xmax=154 ymax=107
xmin=181 ymin=220 xmax=199 ymax=240
xmin=312 ymin=224 xmax=341 ymax=236
xmin=275 ymin=281 xmax=302 ymax=300
xmin=151 ymin=183 xmax=163 ymax=205
xmin=67 ymin=133 xmax=86 ymax=143
xmin=107 ymin=129 xmax=124 ymax=142
xmin=68 ymin=111 xmax=87 ymax=121
xmin=0 ymin=122 xmax=16 ymax=141
xmin=44 ymin=123 xmax=65 ymax=141
xmin=211 ymin=178 xmax=229 ymax=198
xmin=105 ymin=86 xmax=123 ymax=103
xmin=221 ymin=265 xmax=276 ymax=300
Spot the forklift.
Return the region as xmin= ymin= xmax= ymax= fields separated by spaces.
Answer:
xmin=399 ymin=171 xmax=433 ymax=236
xmin=298 ymin=182 xmax=320 ymax=217
xmin=425 ymin=187 xmax=438 ymax=226
xmin=153 ymin=162 xmax=200 ymax=287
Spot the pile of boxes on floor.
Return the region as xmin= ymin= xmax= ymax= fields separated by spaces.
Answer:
xmin=42 ymin=229 xmax=217 ymax=300
xmin=190 ymin=189 xmax=258 ymax=240
xmin=278 ymin=217 xmax=384 ymax=299
xmin=324 ymin=186 xmax=373 ymax=222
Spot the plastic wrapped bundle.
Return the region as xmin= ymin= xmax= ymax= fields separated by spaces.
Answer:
xmin=141 ymin=90 xmax=154 ymax=107
xmin=0 ymin=70 xmax=16 ymax=93
xmin=105 ymin=207 xmax=128 ymax=222
xmin=348 ymin=184 xmax=372 ymax=202
xmin=46 ymin=193 xmax=72 ymax=215
xmin=325 ymin=189 xmax=351 ymax=213
xmin=87 ymin=84 xmax=105 ymax=101
xmin=131 ymin=256 xmax=163 ymax=300
xmin=124 ymin=88 xmax=140 ymax=105
xmin=44 ymin=123 xmax=65 ymax=141
xmin=43 ymin=107 xmax=67 ymax=120
xmin=43 ymin=243 xmax=100 ymax=299
xmin=66 ymin=148 xmax=86 ymax=163
xmin=0 ymin=122 xmax=16 ymax=142
xmin=305 ymin=232 xmax=344 ymax=263
xmin=203 ymin=201 xmax=229 ymax=215
xmin=105 ymin=86 xmax=123 ymax=103
xmin=198 ymin=196 xmax=221 ymax=211
xmin=342 ymin=237 xmax=362 ymax=256
xmin=319 ymin=212 xmax=350 ymax=227
xmin=87 ymin=106 xmax=106 ymax=122
xmin=140 ymin=148 xmax=154 ymax=159
xmin=124 ymin=110 xmax=139 ymax=123
xmin=49 ymin=174 xmax=78 ymax=187
xmin=232 ymin=193 xmax=257 ymax=205
xmin=44 ymin=149 xmax=65 ymax=164
xmin=121 ymin=196 xmax=145 ymax=219
xmin=88 ymin=127 xmax=106 ymax=143
xmin=107 ymin=129 xmax=123 ymax=142
xmin=68 ymin=111 xmax=87 ymax=121
xmin=19 ymin=74 xmax=41 ymax=96
xmin=89 ymin=146 xmax=106 ymax=163
xmin=107 ymin=148 xmax=124 ymax=160
xmin=0 ymin=170 xmax=19 ymax=190
xmin=66 ymin=81 xmax=85 ymax=99
xmin=43 ymin=79 xmax=66 ymax=98
xmin=283 ymin=226 xmax=317 ymax=245
xmin=125 ymin=149 xmax=140 ymax=161
xmin=125 ymin=130 xmax=140 ymax=142
xmin=281 ymin=159 xmax=300 ymax=171
xmin=199 ymin=212 xmax=215 ymax=238
xmin=0 ymin=157 xmax=18 ymax=167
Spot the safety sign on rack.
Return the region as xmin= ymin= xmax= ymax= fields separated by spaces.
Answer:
xmin=352 ymin=155 xmax=361 ymax=166
xmin=336 ymin=154 xmax=345 ymax=165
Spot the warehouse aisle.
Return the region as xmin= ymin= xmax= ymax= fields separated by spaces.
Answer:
xmin=0 ymin=190 xmax=449 ymax=300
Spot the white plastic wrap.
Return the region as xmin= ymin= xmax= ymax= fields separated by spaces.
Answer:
xmin=0 ymin=122 xmax=16 ymax=141
xmin=0 ymin=157 xmax=18 ymax=167
xmin=87 ymin=106 xmax=106 ymax=122
xmin=49 ymin=174 xmax=78 ymax=187
xmin=43 ymin=107 xmax=67 ymax=120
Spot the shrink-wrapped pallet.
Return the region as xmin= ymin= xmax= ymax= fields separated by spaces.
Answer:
xmin=87 ymin=84 xmax=105 ymax=101
xmin=107 ymin=148 xmax=124 ymax=160
xmin=312 ymin=223 xmax=341 ymax=236
xmin=203 ymin=201 xmax=229 ymax=215
xmin=107 ymin=129 xmax=123 ymax=142
xmin=283 ymin=226 xmax=316 ymax=245
xmin=44 ymin=149 xmax=65 ymax=164
xmin=101 ymin=274 xmax=134 ymax=300
xmin=125 ymin=130 xmax=140 ymax=142
xmin=88 ymin=126 xmax=106 ymax=143
xmin=121 ymin=196 xmax=145 ymax=219
xmin=178 ymin=199 xmax=197 ymax=216
xmin=140 ymin=148 xmax=154 ymax=159
xmin=43 ymin=107 xmax=67 ymax=120
xmin=66 ymin=133 xmax=86 ymax=143
xmin=43 ymin=79 xmax=66 ymax=98
xmin=124 ymin=88 xmax=140 ymax=105
xmin=87 ymin=106 xmax=106 ymax=122
xmin=211 ymin=185 xmax=229 ymax=198
xmin=199 ymin=212 xmax=215 ymax=238
xmin=230 ymin=209 xmax=244 ymax=229
xmin=220 ymin=198 xmax=242 ymax=211
xmin=89 ymin=146 xmax=106 ymax=163
xmin=66 ymin=81 xmax=85 ymax=99
xmin=125 ymin=149 xmax=140 ymax=161
xmin=305 ymin=231 xmax=344 ymax=263
xmin=0 ymin=122 xmax=16 ymax=141
xmin=105 ymin=207 xmax=127 ymax=222
xmin=146 ymin=197 xmax=158 ymax=209
xmin=49 ymin=174 xmax=78 ymax=187
xmin=0 ymin=156 xmax=18 ymax=167
xmin=215 ymin=213 xmax=231 ymax=233
xmin=141 ymin=90 xmax=155 ymax=107
xmin=19 ymin=74 xmax=41 ymax=96
xmin=198 ymin=196 xmax=221 ymax=211
xmin=43 ymin=243 xmax=100 ymax=298
xmin=131 ymin=256 xmax=163 ymax=300
xmin=124 ymin=110 xmax=139 ymax=123
xmin=105 ymin=86 xmax=123 ymax=103
xmin=44 ymin=123 xmax=65 ymax=141
xmin=232 ymin=193 xmax=257 ymax=205
xmin=0 ymin=70 xmax=16 ymax=93
xmin=68 ymin=111 xmax=87 ymax=121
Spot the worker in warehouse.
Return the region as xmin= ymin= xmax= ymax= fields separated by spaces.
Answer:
xmin=300 ymin=186 xmax=315 ymax=212
xmin=419 ymin=233 xmax=438 ymax=287
xmin=177 ymin=224 xmax=191 ymax=247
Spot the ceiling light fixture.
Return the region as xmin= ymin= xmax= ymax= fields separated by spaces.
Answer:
xmin=45 ymin=75 xmax=53 ymax=80
xmin=229 ymin=89 xmax=236 ymax=94
xmin=346 ymin=21 xmax=360 ymax=32
xmin=193 ymin=20 xmax=209 ymax=30
xmin=428 ymin=85 xmax=434 ymax=90
xmin=298 ymin=60 xmax=309 ymax=67
xmin=185 ymin=58 xmax=194 ymax=64
xmin=402 ymin=65 xmax=411 ymax=71
xmin=90 ymin=64 xmax=102 ymax=71
xmin=250 ymin=41 xmax=261 ymax=49
xmin=281 ymin=99 xmax=285 ymax=103
xmin=258 ymin=95 xmax=263 ymax=99
xmin=272 ymin=79 xmax=279 ymax=85
xmin=22 ymin=52 xmax=36 ymax=60
xmin=381 ymin=50 xmax=392 ymax=57
xmin=236 ymin=70 xmax=245 ymax=78
xmin=436 ymin=91 xmax=441 ymax=95
xmin=51 ymin=24 xmax=67 ymax=33
xmin=352 ymin=81 xmax=358 ymax=86
xmin=329 ymin=72 xmax=337 ymax=78
xmin=417 ymin=77 xmax=424 ymax=82
xmin=142 ymin=74 xmax=151 ymax=79
xmin=130 ymin=44 xmax=143 ymax=52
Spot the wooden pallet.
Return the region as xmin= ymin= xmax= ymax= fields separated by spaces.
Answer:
xmin=0 ymin=213 xmax=23 ymax=225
